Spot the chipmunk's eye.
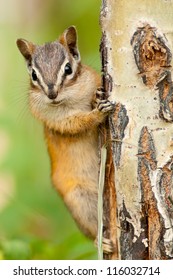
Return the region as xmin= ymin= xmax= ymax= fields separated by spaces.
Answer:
xmin=64 ymin=63 xmax=72 ymax=75
xmin=31 ymin=69 xmax=38 ymax=81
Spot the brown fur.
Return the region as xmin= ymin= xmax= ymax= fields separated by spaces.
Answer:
xmin=16 ymin=27 xmax=114 ymax=252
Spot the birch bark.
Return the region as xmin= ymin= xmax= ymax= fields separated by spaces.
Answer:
xmin=100 ymin=0 xmax=173 ymax=260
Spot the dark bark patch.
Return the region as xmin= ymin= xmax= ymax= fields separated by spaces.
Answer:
xmin=138 ymin=126 xmax=167 ymax=259
xmin=119 ymin=201 xmax=148 ymax=260
xmin=131 ymin=24 xmax=171 ymax=88
xmin=100 ymin=30 xmax=118 ymax=260
xmin=131 ymin=24 xmax=173 ymax=122
xmin=157 ymin=71 xmax=173 ymax=122
xmin=110 ymin=103 xmax=129 ymax=168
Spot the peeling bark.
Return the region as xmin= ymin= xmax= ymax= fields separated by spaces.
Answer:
xmin=138 ymin=126 xmax=165 ymax=259
xmin=100 ymin=0 xmax=173 ymax=260
xmin=100 ymin=30 xmax=118 ymax=261
xmin=132 ymin=25 xmax=173 ymax=258
xmin=111 ymin=103 xmax=129 ymax=168
xmin=131 ymin=24 xmax=173 ymax=122
xmin=131 ymin=24 xmax=172 ymax=89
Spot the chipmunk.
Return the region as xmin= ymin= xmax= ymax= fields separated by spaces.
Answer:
xmin=16 ymin=26 xmax=114 ymax=254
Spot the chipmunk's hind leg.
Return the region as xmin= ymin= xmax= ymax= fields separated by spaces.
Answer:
xmin=65 ymin=184 xmax=116 ymax=255
xmin=64 ymin=184 xmax=98 ymax=240
xmin=94 ymin=237 xmax=115 ymax=255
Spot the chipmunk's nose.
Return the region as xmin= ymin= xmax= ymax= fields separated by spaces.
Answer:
xmin=47 ymin=84 xmax=57 ymax=99
xmin=48 ymin=91 xmax=57 ymax=100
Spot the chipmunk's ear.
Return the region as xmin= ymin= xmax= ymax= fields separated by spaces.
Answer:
xmin=16 ymin=39 xmax=35 ymax=62
xmin=59 ymin=26 xmax=80 ymax=61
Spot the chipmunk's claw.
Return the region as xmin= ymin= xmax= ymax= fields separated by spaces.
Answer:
xmin=96 ymin=87 xmax=105 ymax=100
xmin=97 ymin=100 xmax=116 ymax=113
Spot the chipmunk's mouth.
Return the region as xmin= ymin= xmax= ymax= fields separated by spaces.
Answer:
xmin=49 ymin=100 xmax=63 ymax=106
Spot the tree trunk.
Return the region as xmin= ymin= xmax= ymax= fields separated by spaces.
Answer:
xmin=100 ymin=0 xmax=173 ymax=260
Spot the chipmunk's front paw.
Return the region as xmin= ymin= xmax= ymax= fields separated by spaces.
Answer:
xmin=96 ymin=87 xmax=105 ymax=101
xmin=92 ymin=87 xmax=105 ymax=108
xmin=97 ymin=99 xmax=115 ymax=113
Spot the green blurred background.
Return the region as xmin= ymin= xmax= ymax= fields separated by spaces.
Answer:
xmin=0 ymin=0 xmax=101 ymax=260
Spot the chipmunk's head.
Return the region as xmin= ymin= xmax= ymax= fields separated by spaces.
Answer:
xmin=16 ymin=26 xmax=81 ymax=120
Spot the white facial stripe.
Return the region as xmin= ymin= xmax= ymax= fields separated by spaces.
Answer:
xmin=29 ymin=67 xmax=49 ymax=93
xmin=30 ymin=57 xmax=78 ymax=94
xmin=55 ymin=58 xmax=69 ymax=90
xmin=55 ymin=58 xmax=77 ymax=89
